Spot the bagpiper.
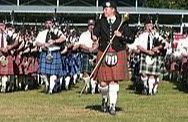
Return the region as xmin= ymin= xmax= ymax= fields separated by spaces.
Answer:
xmin=35 ymin=17 xmax=66 ymax=94
xmin=0 ymin=20 xmax=19 ymax=92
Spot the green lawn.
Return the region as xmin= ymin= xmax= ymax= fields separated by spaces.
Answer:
xmin=0 ymin=81 xmax=188 ymax=122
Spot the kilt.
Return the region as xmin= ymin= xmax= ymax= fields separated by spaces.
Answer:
xmin=60 ymin=54 xmax=68 ymax=76
xmin=19 ymin=56 xmax=28 ymax=75
xmin=27 ymin=56 xmax=39 ymax=74
xmin=94 ymin=48 xmax=129 ymax=82
xmin=81 ymin=53 xmax=93 ymax=73
xmin=0 ymin=55 xmax=14 ymax=75
xmin=14 ymin=54 xmax=21 ymax=75
xmin=181 ymin=56 xmax=188 ymax=73
xmin=65 ymin=53 xmax=80 ymax=76
xmin=139 ymin=53 xmax=162 ymax=76
xmin=38 ymin=51 xmax=63 ymax=76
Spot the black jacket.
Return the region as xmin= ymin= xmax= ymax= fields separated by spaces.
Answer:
xmin=93 ymin=15 xmax=135 ymax=52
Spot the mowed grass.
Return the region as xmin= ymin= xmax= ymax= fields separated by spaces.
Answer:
xmin=0 ymin=81 xmax=188 ymax=122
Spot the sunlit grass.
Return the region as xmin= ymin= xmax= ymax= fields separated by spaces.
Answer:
xmin=0 ymin=81 xmax=187 ymax=122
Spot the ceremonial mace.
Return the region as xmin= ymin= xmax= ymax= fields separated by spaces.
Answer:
xmin=79 ymin=13 xmax=129 ymax=96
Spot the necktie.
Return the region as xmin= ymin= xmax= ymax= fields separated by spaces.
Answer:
xmin=109 ymin=18 xmax=113 ymax=26
xmin=1 ymin=32 xmax=4 ymax=48
xmin=109 ymin=19 xmax=112 ymax=39
xmin=147 ymin=34 xmax=150 ymax=50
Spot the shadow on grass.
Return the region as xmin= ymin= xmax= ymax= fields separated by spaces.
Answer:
xmin=126 ymin=83 xmax=144 ymax=95
xmin=85 ymin=104 xmax=123 ymax=113
xmin=168 ymin=72 xmax=188 ymax=93
xmin=171 ymin=81 xmax=188 ymax=93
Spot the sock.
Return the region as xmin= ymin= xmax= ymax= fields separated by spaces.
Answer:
xmin=83 ymin=76 xmax=90 ymax=92
xmin=141 ymin=76 xmax=148 ymax=91
xmin=79 ymin=73 xmax=83 ymax=79
xmin=148 ymin=78 xmax=155 ymax=95
xmin=109 ymin=83 xmax=119 ymax=108
xmin=59 ymin=77 xmax=64 ymax=89
xmin=49 ymin=75 xmax=57 ymax=93
xmin=98 ymin=85 xmax=108 ymax=103
xmin=153 ymin=77 xmax=159 ymax=94
xmin=1 ymin=76 xmax=8 ymax=92
xmin=41 ymin=75 xmax=49 ymax=87
xmin=91 ymin=78 xmax=97 ymax=94
xmin=73 ymin=74 xmax=78 ymax=84
xmin=65 ymin=76 xmax=71 ymax=90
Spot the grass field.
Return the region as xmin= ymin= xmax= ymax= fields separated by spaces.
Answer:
xmin=0 ymin=80 xmax=188 ymax=122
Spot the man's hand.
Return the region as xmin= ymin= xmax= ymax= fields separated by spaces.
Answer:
xmin=48 ymin=39 xmax=55 ymax=45
xmin=114 ymin=30 xmax=122 ymax=37
xmin=6 ymin=45 xmax=12 ymax=51
xmin=151 ymin=47 xmax=160 ymax=53
xmin=72 ymin=43 xmax=80 ymax=50
xmin=148 ymin=50 xmax=155 ymax=56
xmin=92 ymin=35 xmax=98 ymax=41
xmin=1 ymin=48 xmax=8 ymax=53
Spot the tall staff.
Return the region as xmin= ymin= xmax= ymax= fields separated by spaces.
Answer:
xmin=79 ymin=13 xmax=129 ymax=96
xmin=81 ymin=1 xmax=135 ymax=115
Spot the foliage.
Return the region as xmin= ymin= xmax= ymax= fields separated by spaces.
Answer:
xmin=144 ymin=0 xmax=188 ymax=9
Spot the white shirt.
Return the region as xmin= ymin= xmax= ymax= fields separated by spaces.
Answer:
xmin=35 ymin=28 xmax=64 ymax=51
xmin=77 ymin=30 xmax=93 ymax=48
xmin=137 ymin=31 xmax=162 ymax=50
xmin=107 ymin=16 xmax=116 ymax=24
xmin=0 ymin=32 xmax=7 ymax=48
xmin=176 ymin=37 xmax=188 ymax=56
xmin=137 ymin=31 xmax=150 ymax=50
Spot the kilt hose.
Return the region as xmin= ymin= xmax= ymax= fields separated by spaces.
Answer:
xmin=38 ymin=51 xmax=63 ymax=76
xmin=0 ymin=55 xmax=14 ymax=75
xmin=139 ymin=53 xmax=163 ymax=76
xmin=94 ymin=47 xmax=129 ymax=83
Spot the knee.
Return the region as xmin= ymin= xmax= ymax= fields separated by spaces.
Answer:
xmin=109 ymin=82 xmax=119 ymax=92
xmin=100 ymin=82 xmax=108 ymax=87
xmin=50 ymin=75 xmax=57 ymax=81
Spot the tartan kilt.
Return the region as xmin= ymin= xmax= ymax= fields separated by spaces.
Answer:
xmin=60 ymin=54 xmax=68 ymax=76
xmin=139 ymin=53 xmax=162 ymax=76
xmin=38 ymin=51 xmax=63 ymax=76
xmin=0 ymin=55 xmax=14 ymax=75
xmin=27 ymin=56 xmax=39 ymax=74
xmin=64 ymin=53 xmax=79 ymax=76
xmin=94 ymin=48 xmax=129 ymax=83
xmin=19 ymin=56 xmax=28 ymax=75
xmin=81 ymin=53 xmax=93 ymax=73
xmin=14 ymin=54 xmax=21 ymax=75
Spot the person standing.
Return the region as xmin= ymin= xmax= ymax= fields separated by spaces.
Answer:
xmin=137 ymin=17 xmax=165 ymax=95
xmin=92 ymin=1 xmax=134 ymax=115
xmin=75 ymin=19 xmax=97 ymax=94
xmin=35 ymin=17 xmax=66 ymax=94
xmin=0 ymin=19 xmax=18 ymax=92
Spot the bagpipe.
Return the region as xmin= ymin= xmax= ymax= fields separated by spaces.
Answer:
xmin=0 ymin=24 xmax=19 ymax=67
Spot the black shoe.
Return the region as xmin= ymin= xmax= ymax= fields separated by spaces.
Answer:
xmin=101 ymin=98 xmax=108 ymax=112
xmin=109 ymin=104 xmax=116 ymax=115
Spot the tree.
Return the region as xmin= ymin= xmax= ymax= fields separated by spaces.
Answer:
xmin=144 ymin=0 xmax=188 ymax=9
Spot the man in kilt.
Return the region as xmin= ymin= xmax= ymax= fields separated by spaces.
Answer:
xmin=35 ymin=17 xmax=66 ymax=94
xmin=75 ymin=19 xmax=97 ymax=94
xmin=92 ymin=1 xmax=134 ymax=115
xmin=137 ymin=17 xmax=165 ymax=95
xmin=0 ymin=20 xmax=19 ymax=92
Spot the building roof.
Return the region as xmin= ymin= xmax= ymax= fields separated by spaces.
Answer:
xmin=0 ymin=5 xmax=188 ymax=15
